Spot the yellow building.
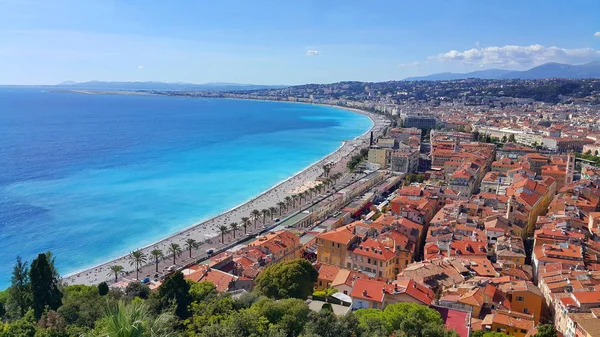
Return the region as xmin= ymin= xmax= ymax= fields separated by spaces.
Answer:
xmin=482 ymin=310 xmax=535 ymax=337
xmin=498 ymin=281 xmax=544 ymax=324
xmin=367 ymin=146 xmax=390 ymax=167
xmin=506 ymin=176 xmax=556 ymax=237
xmin=316 ymin=224 xmax=359 ymax=267
xmin=347 ymin=238 xmax=398 ymax=279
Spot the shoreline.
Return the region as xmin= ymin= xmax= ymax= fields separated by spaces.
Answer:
xmin=62 ymin=98 xmax=387 ymax=285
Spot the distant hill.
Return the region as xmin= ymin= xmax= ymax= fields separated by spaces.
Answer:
xmin=403 ymin=61 xmax=600 ymax=81
xmin=54 ymin=81 xmax=287 ymax=91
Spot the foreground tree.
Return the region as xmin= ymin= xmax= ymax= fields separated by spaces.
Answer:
xmin=5 ymin=256 xmax=32 ymax=319
xmin=30 ymin=253 xmax=62 ymax=319
xmin=94 ymin=300 xmax=177 ymax=337
xmin=110 ymin=265 xmax=124 ymax=283
xmin=167 ymin=243 xmax=182 ymax=265
xmin=254 ymin=259 xmax=318 ymax=299
xmin=129 ymin=250 xmax=147 ymax=281
xmin=534 ymin=324 xmax=558 ymax=337
xmin=156 ymin=271 xmax=191 ymax=319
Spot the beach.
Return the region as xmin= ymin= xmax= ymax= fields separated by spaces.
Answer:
xmin=62 ymin=105 xmax=387 ymax=286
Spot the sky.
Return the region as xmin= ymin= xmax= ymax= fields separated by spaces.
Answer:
xmin=1 ymin=0 xmax=600 ymax=85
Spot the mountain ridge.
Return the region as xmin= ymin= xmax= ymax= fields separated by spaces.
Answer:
xmin=54 ymin=81 xmax=287 ymax=91
xmin=403 ymin=61 xmax=600 ymax=81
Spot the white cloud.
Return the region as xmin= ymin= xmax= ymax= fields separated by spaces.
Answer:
xmin=137 ymin=65 xmax=143 ymax=70
xmin=306 ymin=49 xmax=320 ymax=56
xmin=595 ymin=32 xmax=600 ymax=37
xmin=434 ymin=44 xmax=600 ymax=68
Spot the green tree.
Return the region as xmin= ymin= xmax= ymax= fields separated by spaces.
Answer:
xmin=250 ymin=297 xmax=310 ymax=336
xmin=269 ymin=207 xmax=277 ymax=220
xmin=304 ymin=309 xmax=363 ymax=337
xmin=2 ymin=309 xmax=37 ymax=337
xmin=124 ymin=282 xmax=151 ymax=300
xmin=6 ymin=256 xmax=32 ymax=319
xmin=218 ymin=225 xmax=229 ymax=244
xmin=109 ymin=265 xmax=123 ymax=283
xmin=149 ymin=249 xmax=163 ymax=273
xmin=185 ymin=239 xmax=197 ymax=258
xmin=277 ymin=202 xmax=286 ymax=216
xmin=254 ymin=259 xmax=318 ymax=299
xmin=93 ymin=300 xmax=177 ymax=337
xmin=534 ymin=324 xmax=558 ymax=337
xmin=188 ymin=281 xmax=217 ymax=302
xmin=251 ymin=209 xmax=262 ymax=227
xmin=241 ymin=217 xmax=251 ymax=235
xmin=167 ymin=243 xmax=182 ymax=265
xmin=129 ymin=250 xmax=148 ymax=281
xmin=57 ymin=285 xmax=105 ymax=328
xmin=508 ymin=134 xmax=516 ymax=142
xmin=98 ymin=282 xmax=109 ymax=296
xmin=30 ymin=253 xmax=62 ymax=319
xmin=230 ymin=222 xmax=239 ymax=239
xmin=186 ymin=296 xmax=235 ymax=335
xmin=261 ymin=209 xmax=270 ymax=225
xmin=157 ymin=271 xmax=191 ymax=319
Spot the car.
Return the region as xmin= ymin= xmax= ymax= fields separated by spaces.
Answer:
xmin=141 ymin=277 xmax=150 ymax=284
xmin=206 ymin=249 xmax=214 ymax=255
xmin=167 ymin=265 xmax=178 ymax=272
xmin=274 ymin=218 xmax=280 ymax=222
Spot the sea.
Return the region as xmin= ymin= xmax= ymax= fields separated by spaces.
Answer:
xmin=0 ymin=88 xmax=372 ymax=288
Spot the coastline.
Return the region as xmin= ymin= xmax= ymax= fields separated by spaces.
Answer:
xmin=62 ymin=99 xmax=387 ymax=286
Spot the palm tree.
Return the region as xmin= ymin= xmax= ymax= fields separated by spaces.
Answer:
xmin=167 ymin=243 xmax=182 ymax=265
xmin=100 ymin=300 xmax=176 ymax=337
xmin=218 ymin=225 xmax=229 ymax=244
xmin=261 ymin=209 xmax=270 ymax=225
xmin=230 ymin=222 xmax=239 ymax=238
xmin=150 ymin=249 xmax=163 ymax=273
xmin=110 ymin=265 xmax=124 ymax=283
xmin=241 ymin=217 xmax=251 ymax=234
xmin=277 ymin=201 xmax=286 ymax=215
xmin=129 ymin=250 xmax=147 ymax=281
xmin=285 ymin=196 xmax=292 ymax=208
xmin=292 ymin=195 xmax=298 ymax=208
xmin=185 ymin=239 xmax=197 ymax=259
xmin=251 ymin=209 xmax=261 ymax=227
xmin=269 ymin=206 xmax=277 ymax=220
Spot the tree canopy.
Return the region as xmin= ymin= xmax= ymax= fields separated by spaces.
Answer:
xmin=254 ymin=259 xmax=318 ymax=299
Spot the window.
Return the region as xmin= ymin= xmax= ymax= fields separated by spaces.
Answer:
xmin=516 ymin=296 xmax=524 ymax=301
xmin=521 ymin=330 xmax=527 ymax=334
xmin=523 ymin=308 xmax=529 ymax=314
xmin=346 ymin=262 xmax=351 ymax=269
xmin=368 ymin=258 xmax=371 ymax=264
xmin=379 ymin=271 xmax=382 ymax=277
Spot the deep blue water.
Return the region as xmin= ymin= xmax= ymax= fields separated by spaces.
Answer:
xmin=0 ymin=88 xmax=372 ymax=288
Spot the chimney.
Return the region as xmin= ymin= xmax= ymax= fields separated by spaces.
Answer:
xmin=363 ymin=290 xmax=368 ymax=296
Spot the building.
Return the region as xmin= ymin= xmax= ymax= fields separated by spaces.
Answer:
xmin=402 ymin=114 xmax=438 ymax=130
xmin=350 ymin=278 xmax=434 ymax=309
xmin=315 ymin=224 xmax=360 ymax=267
xmin=248 ymin=230 xmax=301 ymax=264
xmin=391 ymin=148 xmax=419 ymax=173
xmin=480 ymin=310 xmax=535 ymax=337
xmin=368 ymin=145 xmax=391 ymax=167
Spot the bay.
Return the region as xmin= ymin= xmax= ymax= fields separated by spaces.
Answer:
xmin=0 ymin=88 xmax=372 ymax=288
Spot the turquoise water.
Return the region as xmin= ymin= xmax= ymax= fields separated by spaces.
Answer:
xmin=0 ymin=89 xmax=372 ymax=288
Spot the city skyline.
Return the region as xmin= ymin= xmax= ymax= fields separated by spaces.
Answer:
xmin=1 ymin=0 xmax=600 ymax=85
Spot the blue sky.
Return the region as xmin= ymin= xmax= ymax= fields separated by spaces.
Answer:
xmin=1 ymin=0 xmax=600 ymax=85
